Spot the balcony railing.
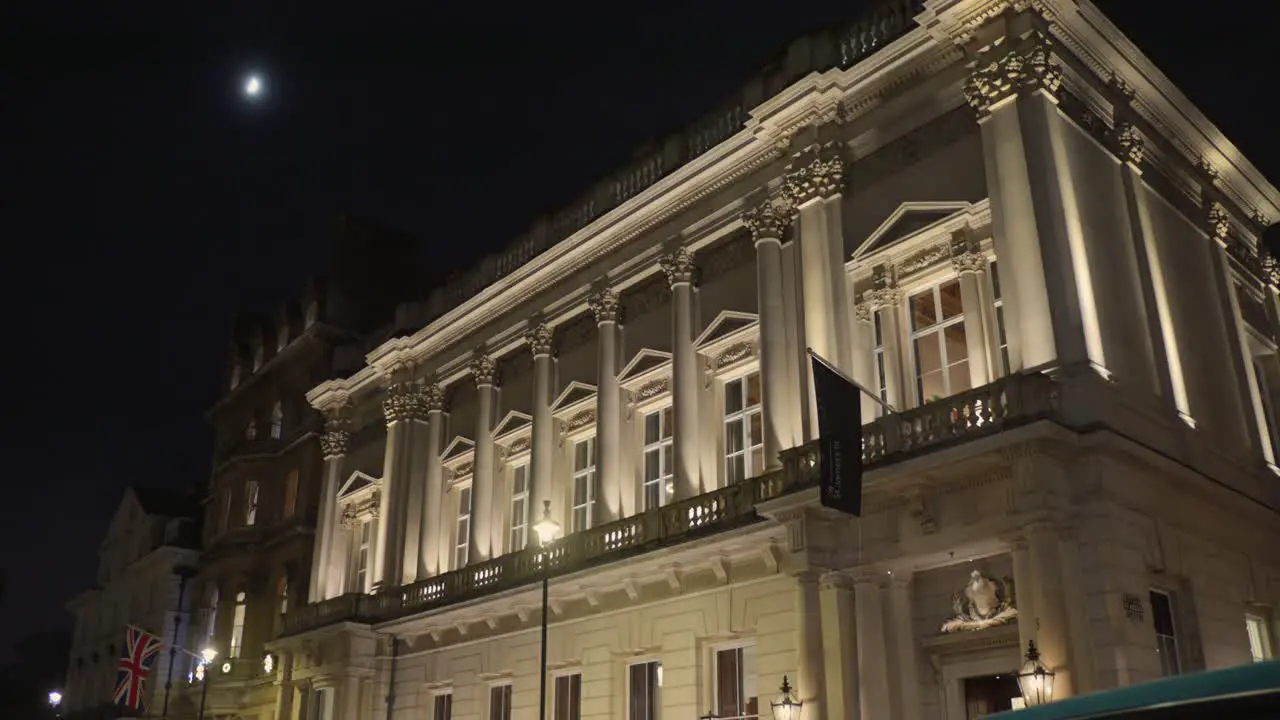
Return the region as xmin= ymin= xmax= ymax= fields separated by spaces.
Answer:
xmin=283 ymin=371 xmax=1056 ymax=638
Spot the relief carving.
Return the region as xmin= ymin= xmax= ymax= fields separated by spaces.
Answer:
xmin=963 ymin=30 xmax=1062 ymax=115
xmin=940 ymin=569 xmax=1019 ymax=633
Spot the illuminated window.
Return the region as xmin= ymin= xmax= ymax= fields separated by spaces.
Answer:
xmin=714 ymin=646 xmax=759 ymax=719
xmin=724 ymin=372 xmax=763 ymax=483
xmin=283 ymin=469 xmax=299 ymax=517
xmin=244 ymin=481 xmax=259 ymax=526
xmin=1247 ymin=611 xmax=1275 ymax=662
xmin=873 ymin=312 xmax=889 ymax=411
xmin=488 ymin=684 xmax=512 ymax=720
xmin=642 ymin=407 xmax=674 ymax=510
xmin=554 ymin=674 xmax=581 ymax=720
xmin=571 ymin=438 xmax=597 ymax=532
xmin=455 ymin=486 xmax=472 ymax=570
xmin=1150 ymin=589 xmax=1181 ymax=676
xmin=278 ymin=575 xmax=289 ymax=617
xmin=628 ymin=661 xmax=661 ymax=720
xmin=355 ymin=521 xmax=371 ymax=591
xmin=270 ymin=402 xmax=283 ymax=439
xmin=911 ymin=279 xmax=970 ymax=404
xmin=509 ymin=465 xmax=528 ymax=552
xmin=990 ymin=260 xmax=1010 ymax=376
xmin=229 ymin=591 xmax=246 ymax=658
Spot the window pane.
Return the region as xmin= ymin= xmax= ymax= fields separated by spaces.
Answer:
xmin=644 ymin=483 xmax=659 ymax=512
xmin=513 ymin=466 xmax=527 ymax=494
xmin=749 ymin=412 xmax=763 ymax=446
xmin=943 ymin=322 xmax=968 ymax=365
xmin=911 ymin=290 xmax=937 ymax=330
xmin=574 ymin=441 xmax=588 ymax=470
xmin=750 ymin=448 xmax=765 ymax=476
xmin=573 ymin=475 xmax=587 ymax=504
xmin=662 ymin=445 xmax=673 ymax=476
xmin=915 ymin=336 xmax=942 ymax=377
xmin=645 ymin=412 xmax=660 ymax=443
xmin=939 ymin=279 xmax=964 ymax=320
xmin=726 ymin=420 xmax=744 ymax=454
xmin=1150 ymin=591 xmax=1176 ymax=636
xmin=874 ymin=312 xmax=883 ymax=345
xmin=919 ymin=371 xmax=945 ymax=404
xmin=725 ymin=379 xmax=743 ymax=414
xmin=645 ymin=450 xmax=660 ymax=481
xmin=729 ymin=455 xmax=745 ymax=485
xmin=746 ymin=373 xmax=761 ymax=408
xmin=990 ymin=260 xmax=1002 ymax=299
xmin=949 ymin=360 xmax=972 ymax=395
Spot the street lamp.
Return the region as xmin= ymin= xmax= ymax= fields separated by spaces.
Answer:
xmin=48 ymin=690 xmax=62 ymax=719
xmin=196 ymin=648 xmax=218 ymax=720
xmin=769 ymin=676 xmax=802 ymax=720
xmin=1016 ymin=640 xmax=1055 ymax=707
xmin=533 ymin=500 xmax=561 ymax=720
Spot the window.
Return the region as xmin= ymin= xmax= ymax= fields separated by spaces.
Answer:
xmin=642 ymin=408 xmax=674 ymax=510
xmin=715 ymin=646 xmax=758 ymax=719
xmin=252 ymin=343 xmax=264 ymax=371
xmin=724 ymin=372 xmax=763 ymax=484
xmin=510 ymin=465 xmax=529 ymax=551
xmin=245 ymin=419 xmax=257 ymax=441
xmin=873 ymin=312 xmax=889 ymax=410
xmin=244 ymin=481 xmax=260 ymax=526
xmin=990 ymin=260 xmax=1010 ymax=376
xmin=554 ymin=674 xmax=581 ymax=720
xmin=355 ymin=521 xmax=371 ymax=591
xmin=1150 ymin=589 xmax=1181 ymax=676
xmin=1247 ymin=611 xmax=1274 ymax=662
xmin=220 ymin=491 xmax=233 ymax=532
xmin=229 ymin=591 xmax=246 ymax=658
xmin=270 ymin=401 xmax=283 ymax=439
xmin=911 ymin=279 xmax=971 ymax=404
xmin=433 ymin=692 xmax=453 ymax=720
xmin=489 ymin=684 xmax=512 ymax=720
xmin=455 ymin=486 xmax=472 ymax=569
xmin=278 ymin=575 xmax=289 ymax=617
xmin=571 ymin=438 xmax=598 ymax=532
xmin=628 ymin=661 xmax=661 ymax=720
xmin=283 ymin=469 xmax=299 ymax=518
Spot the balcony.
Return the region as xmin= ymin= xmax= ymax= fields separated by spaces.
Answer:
xmin=283 ymin=372 xmax=1058 ymax=637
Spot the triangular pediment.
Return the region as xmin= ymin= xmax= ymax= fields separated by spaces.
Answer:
xmin=551 ymin=381 xmax=597 ymax=413
xmin=854 ymin=201 xmax=971 ymax=260
xmin=442 ymin=436 xmax=475 ymax=462
xmin=695 ymin=311 xmax=759 ymax=349
xmin=618 ymin=349 xmax=672 ymax=383
xmin=338 ymin=471 xmax=380 ymax=500
xmin=493 ymin=410 xmax=533 ymax=439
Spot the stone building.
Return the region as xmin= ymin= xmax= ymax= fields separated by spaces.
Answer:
xmin=267 ymin=1 xmax=1280 ymax=719
xmin=64 ymin=486 xmax=201 ymax=720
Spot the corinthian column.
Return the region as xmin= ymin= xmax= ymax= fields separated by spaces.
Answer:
xmin=589 ymin=288 xmax=623 ymax=525
xmin=661 ymin=248 xmax=703 ymax=497
xmin=417 ymin=382 xmax=446 ymax=578
xmin=526 ymin=324 xmax=556 ymax=546
xmin=469 ymin=354 xmax=499 ymax=563
xmin=744 ymin=200 xmax=794 ymax=469
xmin=311 ymin=413 xmax=349 ymax=602
xmin=378 ymin=380 xmax=430 ymax=588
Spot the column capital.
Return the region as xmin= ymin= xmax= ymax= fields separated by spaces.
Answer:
xmin=783 ymin=151 xmax=845 ymax=205
xmin=963 ymin=28 xmax=1062 ymax=116
xmin=470 ymin=354 xmax=499 ymax=387
xmin=525 ymin=323 xmax=555 ymax=358
xmin=1111 ymin=122 xmax=1145 ymax=167
xmin=819 ymin=570 xmax=856 ymax=592
xmin=383 ymin=381 xmax=431 ymax=423
xmin=854 ymin=302 xmax=874 ymax=323
xmin=588 ymin=287 xmax=622 ymax=325
xmin=660 ymin=247 xmax=698 ymax=288
xmin=1207 ymin=202 xmax=1232 ymax=246
xmin=866 ymin=287 xmax=902 ymax=310
xmin=951 ymin=252 xmax=987 ymax=275
xmin=423 ymin=382 xmax=445 ymax=413
xmin=743 ymin=198 xmax=794 ymax=245
xmin=320 ymin=412 xmax=351 ymax=459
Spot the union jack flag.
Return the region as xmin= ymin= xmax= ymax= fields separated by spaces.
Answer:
xmin=114 ymin=626 xmax=163 ymax=714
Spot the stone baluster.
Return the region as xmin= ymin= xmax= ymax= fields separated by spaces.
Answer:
xmin=661 ymin=248 xmax=703 ymax=496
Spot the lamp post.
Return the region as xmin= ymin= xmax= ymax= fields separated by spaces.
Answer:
xmin=532 ymin=500 xmax=561 ymax=720
xmin=196 ymin=647 xmax=217 ymax=720
xmin=1016 ymin=640 xmax=1055 ymax=707
xmin=48 ymin=690 xmax=62 ymax=719
xmin=769 ymin=676 xmax=802 ymax=720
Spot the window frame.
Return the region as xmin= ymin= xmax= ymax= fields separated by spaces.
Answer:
xmin=722 ymin=370 xmax=764 ymax=485
xmin=1149 ymin=588 xmax=1182 ymax=677
xmin=553 ymin=672 xmax=582 ymax=720
xmin=570 ymin=436 xmax=598 ymax=533
xmin=488 ymin=683 xmax=513 ymax=720
xmin=711 ymin=643 xmax=759 ymax=720
xmin=641 ymin=406 xmax=675 ymax=511
xmin=355 ymin=520 xmax=371 ymax=592
xmin=509 ymin=463 xmax=529 ymax=552
xmin=455 ymin=482 xmax=473 ymax=570
xmin=244 ymin=480 xmax=260 ymax=526
xmin=1246 ymin=609 xmax=1275 ymax=662
xmin=988 ymin=258 xmax=1010 ymax=377
xmin=908 ymin=278 xmax=971 ymax=405
xmin=270 ymin=401 xmax=283 ymax=439
xmin=229 ymin=590 xmax=247 ymax=658
xmin=627 ymin=659 xmax=662 ymax=720
xmin=432 ymin=690 xmax=454 ymax=720
xmin=283 ymin=469 xmax=299 ymax=518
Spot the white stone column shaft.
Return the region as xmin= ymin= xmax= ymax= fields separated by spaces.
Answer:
xmin=955 ymin=254 xmax=993 ymax=388
xmin=311 ymin=421 xmax=348 ymax=602
xmin=662 ymin=249 xmax=703 ymax=496
xmin=590 ymin=289 xmax=624 ymax=523
xmin=819 ymin=573 xmax=858 ymax=720
xmin=1011 ymin=537 xmax=1036 ymax=653
xmin=527 ymin=324 xmax=556 ymax=544
xmin=746 ymin=201 xmax=797 ymax=468
xmin=854 ymin=573 xmax=891 ymax=720
xmin=378 ymin=381 xmax=433 ymax=588
xmin=871 ymin=287 xmax=906 ymax=410
xmin=418 ymin=385 xmax=446 ymax=579
xmin=795 ymin=571 xmax=826 ymax=720
xmin=470 ymin=355 xmax=499 ymax=563
xmin=1029 ymin=523 xmax=1074 ymax=699
xmin=888 ymin=575 xmax=921 ymax=720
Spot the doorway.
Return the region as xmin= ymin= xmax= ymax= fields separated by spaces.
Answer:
xmin=963 ymin=673 xmax=1021 ymax=719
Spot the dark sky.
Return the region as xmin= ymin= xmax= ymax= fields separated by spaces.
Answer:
xmin=0 ymin=1 xmax=1275 ymax=663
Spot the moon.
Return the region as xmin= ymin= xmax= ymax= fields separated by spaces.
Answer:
xmin=243 ymin=73 xmax=264 ymax=99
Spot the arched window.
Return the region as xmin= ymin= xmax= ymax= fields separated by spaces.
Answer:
xmin=229 ymin=591 xmax=247 ymax=658
xmin=270 ymin=402 xmax=283 ymax=439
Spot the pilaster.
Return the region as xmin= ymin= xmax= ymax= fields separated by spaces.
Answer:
xmin=951 ymin=229 xmax=994 ymax=388
xmin=852 ymin=569 xmax=891 ymax=720
xmin=793 ymin=570 xmax=826 ymax=720
xmin=662 ymin=247 xmax=704 ymax=497
xmin=527 ymin=323 xmax=557 ymax=546
xmin=418 ymin=382 xmax=446 ymax=578
xmin=469 ymin=354 xmax=500 ymax=563
xmin=818 ymin=572 xmax=857 ymax=720
xmin=745 ymin=199 xmax=797 ymax=468
xmin=867 ymin=269 xmax=905 ymax=411
xmin=589 ymin=288 xmax=624 ymax=524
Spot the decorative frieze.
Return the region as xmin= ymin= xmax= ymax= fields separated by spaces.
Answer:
xmin=1112 ymin=122 xmax=1145 ymax=166
xmin=940 ymin=569 xmax=1019 ymax=633
xmin=383 ymin=382 xmax=431 ymax=423
xmin=636 ymin=377 xmax=669 ymax=401
xmin=715 ymin=341 xmax=755 ymax=368
xmin=526 ymin=323 xmax=555 ymax=357
xmin=567 ymin=409 xmax=595 ymax=432
xmin=742 ymin=199 xmax=794 ymax=243
xmin=963 ymin=30 xmax=1062 ymax=115
xmin=588 ymin=288 xmax=623 ymax=324
xmin=783 ymin=151 xmax=845 ymax=205
xmin=340 ymin=490 xmax=381 ymax=529
xmin=471 ymin=354 xmax=499 ymax=387
xmin=660 ymin=247 xmax=697 ymax=287
xmin=899 ymin=242 xmax=950 ymax=277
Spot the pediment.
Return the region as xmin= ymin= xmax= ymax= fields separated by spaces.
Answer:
xmin=695 ymin=311 xmax=759 ymax=350
xmin=618 ymin=349 xmax=672 ymax=384
xmin=853 ymin=201 xmax=972 ymax=261
xmin=551 ymin=381 xmax=597 ymax=414
xmin=442 ymin=436 xmax=475 ymax=463
xmin=493 ymin=410 xmax=532 ymax=440
xmin=337 ymin=471 xmax=380 ymax=500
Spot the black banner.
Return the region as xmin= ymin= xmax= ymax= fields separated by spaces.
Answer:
xmin=811 ymin=355 xmax=864 ymax=516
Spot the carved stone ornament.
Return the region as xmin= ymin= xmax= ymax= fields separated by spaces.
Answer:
xmin=940 ymin=569 xmax=1019 ymax=633
xmin=783 ymin=153 xmax=845 ymax=205
xmin=471 ymin=354 xmax=499 ymax=387
xmin=588 ymin=288 xmax=622 ymax=325
xmin=423 ymin=382 xmax=445 ymax=412
xmin=660 ymin=247 xmax=698 ymax=287
xmin=1207 ymin=202 xmax=1231 ymax=243
xmin=526 ymin=324 xmax=555 ymax=357
xmin=951 ymin=251 xmax=987 ymax=275
xmin=963 ymin=30 xmax=1063 ymax=115
xmin=742 ymin=199 xmax=794 ymax=243
xmin=854 ymin=302 xmax=873 ymax=323
xmin=320 ymin=429 xmax=350 ymax=459
xmin=866 ymin=286 xmax=902 ymax=311
xmin=1262 ymin=251 xmax=1280 ymax=288
xmin=1113 ymin=122 xmax=1145 ymax=166
xmin=383 ymin=382 xmax=430 ymax=423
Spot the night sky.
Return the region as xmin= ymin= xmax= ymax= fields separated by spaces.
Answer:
xmin=1 ymin=1 xmax=1275 ymax=663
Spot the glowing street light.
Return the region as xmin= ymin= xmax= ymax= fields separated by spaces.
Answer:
xmin=243 ymin=74 xmax=263 ymax=98
xmin=48 ymin=690 xmax=62 ymax=707
xmin=534 ymin=500 xmax=561 ymax=720
xmin=770 ymin=676 xmax=802 ymax=720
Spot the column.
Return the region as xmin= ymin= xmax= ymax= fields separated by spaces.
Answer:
xmin=818 ymin=573 xmax=858 ymax=720
xmin=794 ymin=571 xmax=826 ymax=720
xmin=589 ymin=288 xmax=624 ymax=523
xmin=868 ymin=271 xmax=906 ymax=411
xmin=1011 ymin=537 xmax=1036 ymax=654
xmin=853 ymin=302 xmax=878 ymax=422
xmin=746 ymin=200 xmax=797 ymax=467
xmin=273 ymin=652 xmax=294 ymax=720
xmin=385 ymin=381 xmax=435 ymax=587
xmin=311 ymin=415 xmax=349 ymax=602
xmin=951 ymin=231 xmax=994 ymax=388
xmin=662 ymin=248 xmax=703 ymax=496
xmin=470 ymin=354 xmax=499 ymax=563
xmin=527 ymin=324 xmax=557 ymax=543
xmin=418 ymin=382 xmax=446 ymax=578
xmin=853 ymin=571 xmax=891 ymax=720
xmin=1028 ymin=522 xmax=1074 ymax=699
xmin=888 ymin=574 xmax=921 ymax=720
xmin=337 ymin=675 xmax=361 ymax=720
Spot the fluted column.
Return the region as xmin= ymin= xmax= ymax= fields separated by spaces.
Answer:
xmin=745 ymin=200 xmax=795 ymax=469
xmin=589 ymin=289 xmax=624 ymax=524
xmin=951 ymin=232 xmax=994 ymax=388
xmin=868 ymin=275 xmax=905 ymax=411
xmin=469 ymin=355 xmax=499 ymax=563
xmin=661 ymin=248 xmax=703 ymax=496
xmin=527 ymin=324 xmax=556 ymax=545
xmin=794 ymin=571 xmax=826 ymax=720
xmin=417 ymin=382 xmax=446 ymax=579
xmin=853 ymin=571 xmax=891 ymax=720
xmin=818 ymin=573 xmax=858 ymax=720
xmin=311 ymin=415 xmax=349 ymax=602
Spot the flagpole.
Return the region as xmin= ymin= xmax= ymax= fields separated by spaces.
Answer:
xmin=805 ymin=347 xmax=896 ymax=414
xmin=160 ymin=567 xmax=194 ymax=720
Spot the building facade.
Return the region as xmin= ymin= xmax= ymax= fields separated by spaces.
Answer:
xmin=264 ymin=1 xmax=1280 ymax=719
xmin=64 ymin=486 xmax=201 ymax=720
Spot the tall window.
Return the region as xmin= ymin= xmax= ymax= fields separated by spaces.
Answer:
xmin=283 ymin=469 xmax=299 ymax=517
xmin=1150 ymin=589 xmax=1181 ymax=676
xmin=571 ymin=438 xmax=597 ymax=532
xmin=229 ymin=591 xmax=246 ymax=658
xmin=455 ymin=486 xmax=472 ymax=569
xmin=911 ymin=279 xmax=970 ymax=404
xmin=244 ymin=481 xmax=260 ymax=526
xmin=873 ymin=312 xmax=889 ymax=409
xmin=220 ymin=491 xmax=233 ymax=532
xmin=990 ymin=260 xmax=1010 ymax=376
xmin=270 ymin=401 xmax=283 ymax=439
xmin=489 ymin=684 xmax=512 ymax=720
xmin=433 ymin=692 xmax=453 ymax=720
xmin=715 ymin=646 xmax=758 ymax=719
xmin=510 ymin=465 xmax=529 ymax=551
xmin=278 ymin=575 xmax=289 ymax=617
xmin=355 ymin=521 xmax=371 ymax=592
xmin=643 ymin=408 xmax=674 ymax=510
xmin=554 ymin=674 xmax=582 ymax=720
xmin=628 ymin=661 xmax=662 ymax=720
xmin=724 ymin=372 xmax=763 ymax=484
xmin=1246 ymin=611 xmax=1274 ymax=662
